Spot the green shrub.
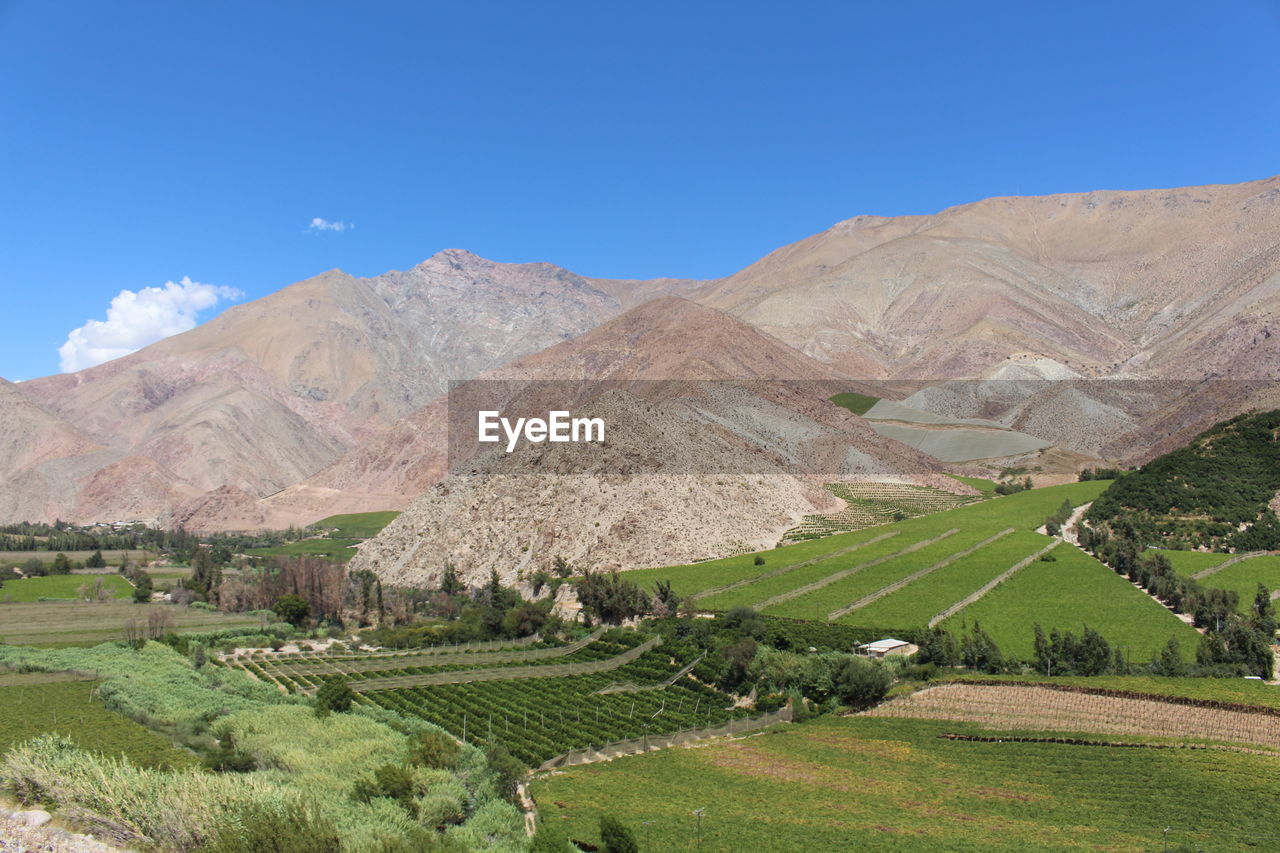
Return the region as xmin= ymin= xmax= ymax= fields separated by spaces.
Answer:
xmin=832 ymin=656 xmax=891 ymax=708
xmin=199 ymin=799 xmax=341 ymax=853
xmin=408 ymin=730 xmax=461 ymax=770
xmin=315 ymin=678 xmax=354 ymax=715
xmin=599 ymin=814 xmax=639 ymax=853
xmin=484 ymin=744 xmax=526 ymax=804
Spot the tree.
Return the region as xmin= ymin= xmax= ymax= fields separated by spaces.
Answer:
xmin=273 ymin=593 xmax=311 ymax=627
xmin=833 ymin=656 xmax=891 ymax=707
xmin=552 ymin=555 xmax=574 ymax=578
xmin=576 ymin=571 xmax=651 ymax=625
xmin=132 ymin=572 xmax=154 ymax=603
xmin=530 ymin=821 xmax=574 ymax=853
xmin=439 ymin=561 xmax=465 ymax=596
xmin=50 ymin=553 xmax=72 ymax=575
xmin=1154 ymin=635 xmax=1184 ymax=676
xmin=315 ymin=677 xmax=354 ymax=714
xmin=86 ymin=549 xmax=106 ymax=569
xmin=484 ymin=744 xmax=526 ymax=804
xmin=1251 ymin=584 xmax=1276 ymax=637
xmin=21 ymin=557 xmax=46 ymax=577
xmin=599 ymin=815 xmax=639 ymax=853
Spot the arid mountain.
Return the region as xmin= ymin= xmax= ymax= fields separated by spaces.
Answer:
xmin=347 ymin=298 xmax=960 ymax=585
xmin=5 ymin=252 xmax=697 ymax=523
xmin=5 ymin=177 xmax=1279 ymax=530
xmin=696 ymin=176 xmax=1280 ymax=381
xmin=247 ymin=297 xmax=934 ymax=529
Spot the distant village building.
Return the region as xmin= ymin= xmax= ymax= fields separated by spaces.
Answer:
xmin=858 ymin=638 xmax=917 ymax=658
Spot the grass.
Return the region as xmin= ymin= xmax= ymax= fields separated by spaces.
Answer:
xmin=943 ymin=544 xmax=1200 ymax=662
xmin=310 ymin=510 xmax=400 ymax=539
xmin=0 ymin=573 xmax=133 ymax=603
xmin=829 ymin=391 xmax=880 ymax=416
xmin=0 ymin=601 xmax=265 ymax=646
xmin=0 ymin=679 xmax=196 ymax=769
xmin=244 ymin=538 xmax=361 ymax=560
xmin=530 ymin=714 xmax=1280 ymax=852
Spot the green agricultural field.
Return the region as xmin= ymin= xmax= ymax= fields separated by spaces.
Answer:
xmin=948 ymin=473 xmax=999 ymax=494
xmin=0 ymin=573 xmax=133 ymax=602
xmin=766 ymin=527 xmax=998 ymax=622
xmin=310 ymin=510 xmax=400 ymax=539
xmin=623 ymin=525 xmax=898 ymax=599
xmin=829 ymin=391 xmax=879 ymax=415
xmin=630 ymin=482 xmax=1182 ymax=660
xmin=702 ymin=529 xmax=936 ymax=613
xmin=0 ymin=601 xmax=266 ymax=646
xmin=365 ymin=647 xmax=747 ymax=767
xmin=944 ymin=545 xmax=1199 ymax=662
xmin=628 ymin=481 xmax=1111 ymax=601
xmin=531 ymin=714 xmax=1279 ymax=852
xmin=0 ymin=676 xmax=196 ymax=769
xmin=848 ymin=530 xmax=1047 ymax=628
xmin=1159 ymin=549 xmax=1232 ymax=577
xmin=1201 ymin=554 xmax=1280 ymax=612
xmin=244 ymin=538 xmax=361 ymax=560
xmin=0 ymin=549 xmax=152 ymax=567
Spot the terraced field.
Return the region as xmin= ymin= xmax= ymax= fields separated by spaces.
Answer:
xmin=783 ymin=482 xmax=977 ymax=541
xmin=850 ymin=530 xmax=1049 ymax=627
xmin=945 ymin=545 xmax=1199 ymax=661
xmin=237 ymin=632 xmax=657 ymax=695
xmin=368 ymin=649 xmax=748 ymax=768
xmin=1160 ymin=549 xmax=1233 ymax=577
xmin=629 ymin=482 xmax=1199 ymax=659
xmin=1201 ymin=554 xmax=1280 ymax=609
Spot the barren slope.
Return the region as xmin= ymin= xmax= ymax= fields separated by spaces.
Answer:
xmin=5 ymin=253 xmax=697 ymax=523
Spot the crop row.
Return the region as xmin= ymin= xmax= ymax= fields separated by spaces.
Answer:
xmin=251 ymin=630 xmax=623 ymax=681
xmin=364 ymin=651 xmax=745 ymax=766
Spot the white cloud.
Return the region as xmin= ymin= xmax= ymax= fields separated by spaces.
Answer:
xmin=308 ymin=217 xmax=351 ymax=232
xmin=58 ymin=277 xmax=244 ymax=373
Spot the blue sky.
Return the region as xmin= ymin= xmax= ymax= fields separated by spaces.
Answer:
xmin=2 ymin=0 xmax=1278 ymax=379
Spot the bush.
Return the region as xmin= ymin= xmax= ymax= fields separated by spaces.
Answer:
xmin=200 ymin=800 xmax=341 ymax=853
xmin=407 ymin=730 xmax=460 ymax=770
xmin=832 ymin=656 xmax=891 ymax=708
xmin=484 ymin=744 xmax=526 ymax=804
xmin=314 ymin=678 xmax=354 ymax=715
xmin=272 ymin=594 xmax=311 ymax=627
xmin=753 ymin=555 xmax=766 ymax=566
xmin=599 ymin=815 xmax=639 ymax=853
